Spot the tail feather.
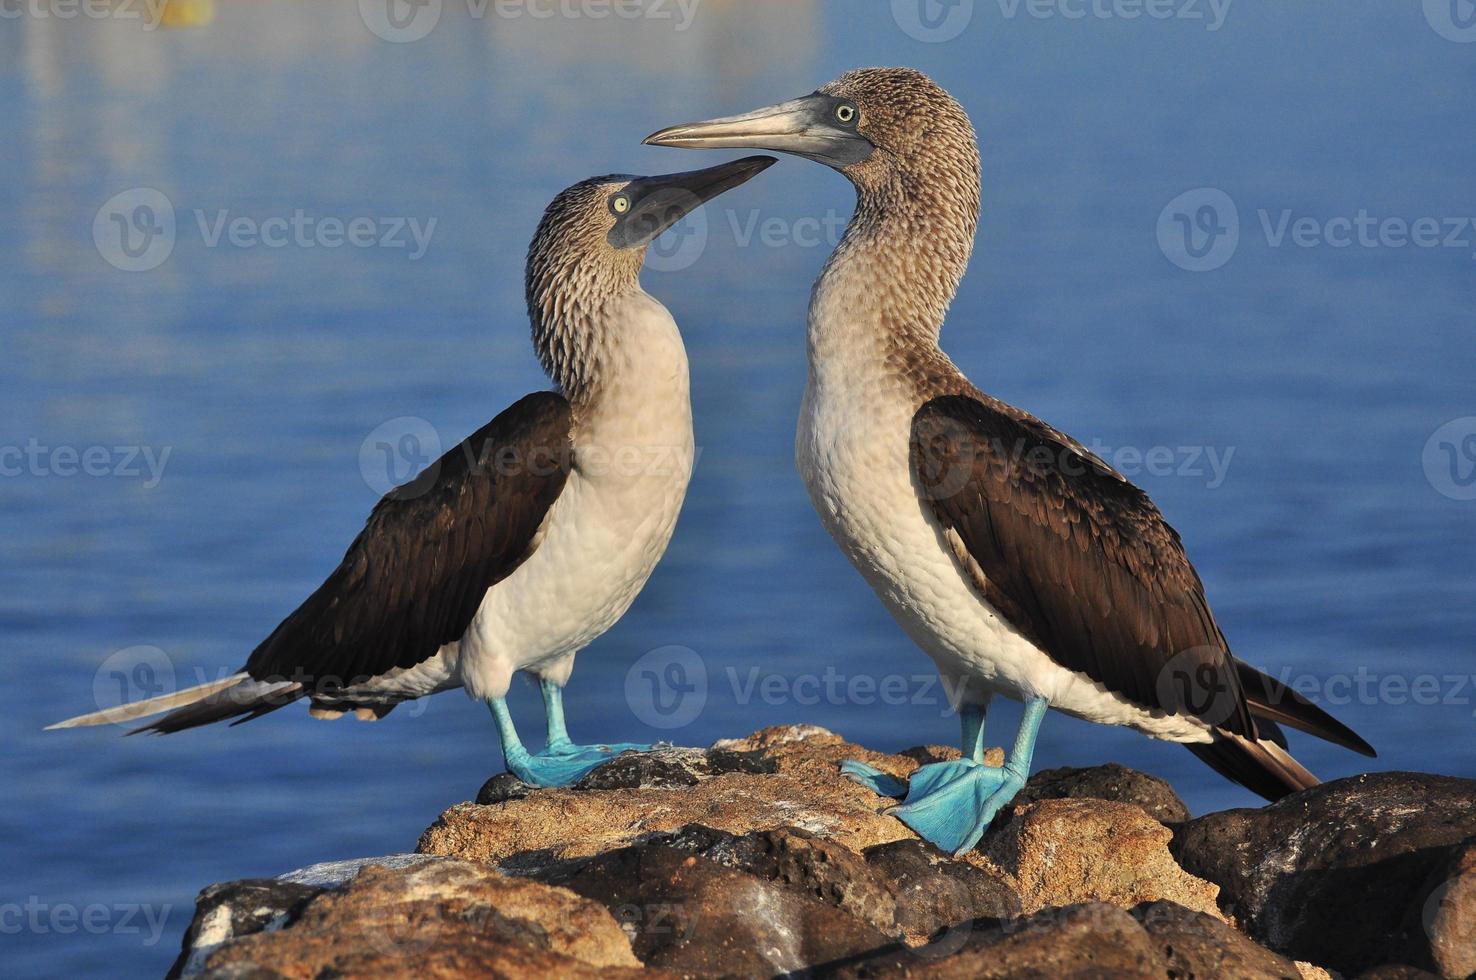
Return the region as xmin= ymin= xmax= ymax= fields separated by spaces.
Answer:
xmin=1187 ymin=730 xmax=1321 ymax=802
xmin=46 ymin=674 xmax=251 ymax=730
xmin=1237 ymin=661 xmax=1377 ymax=758
xmin=132 ymin=679 xmax=305 ymax=735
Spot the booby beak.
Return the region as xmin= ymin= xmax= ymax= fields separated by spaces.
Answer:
xmin=609 ymin=155 xmax=777 ymax=249
xmin=643 ymin=95 xmax=875 ymax=170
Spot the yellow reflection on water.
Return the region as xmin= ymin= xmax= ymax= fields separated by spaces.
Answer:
xmin=157 ymin=0 xmax=215 ymax=29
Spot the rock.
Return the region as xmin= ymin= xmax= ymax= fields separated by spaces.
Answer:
xmin=195 ymin=860 xmax=650 ymax=979
xmin=984 ymin=798 xmax=1222 ymax=918
xmin=813 ymin=902 xmax=1170 ymax=979
xmin=1356 ymin=968 xmax=1443 ymax=980
xmin=419 ymin=730 xmax=912 ymax=867
xmin=1417 ymin=839 xmax=1476 ymax=979
xmin=168 ymin=879 xmax=321 ymax=978
xmin=276 ymin=853 xmax=446 ymax=889
xmin=1172 ymin=772 xmax=1476 ymax=976
xmin=1132 ymin=899 xmax=1305 ymax=978
xmin=573 ymin=746 xmax=710 ymax=789
xmin=863 ymin=839 xmax=1021 ymax=944
xmin=533 ymin=842 xmax=893 ymax=976
xmin=1014 ymin=763 xmax=1191 ymax=825
xmin=475 ymin=773 xmax=535 ymax=805
xmin=658 ymin=824 xmax=899 ymax=933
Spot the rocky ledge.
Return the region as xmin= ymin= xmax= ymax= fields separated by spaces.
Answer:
xmin=169 ymin=726 xmax=1476 ymax=979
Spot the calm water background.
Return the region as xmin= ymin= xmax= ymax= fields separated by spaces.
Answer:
xmin=3 ymin=2 xmax=1474 ymax=975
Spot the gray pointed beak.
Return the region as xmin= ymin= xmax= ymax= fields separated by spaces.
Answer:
xmin=644 ymin=94 xmax=875 ymax=170
xmin=609 ymin=155 xmax=776 ymax=250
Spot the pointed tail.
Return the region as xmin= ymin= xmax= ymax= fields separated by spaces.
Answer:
xmin=1186 ymin=660 xmax=1376 ymax=802
xmin=46 ymin=673 xmax=304 ymax=734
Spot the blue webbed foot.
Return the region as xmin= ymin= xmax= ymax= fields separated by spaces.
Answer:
xmin=885 ymin=759 xmax=1025 ymax=856
xmin=505 ymin=741 xmax=653 ymax=788
xmin=840 ymin=760 xmax=910 ymax=798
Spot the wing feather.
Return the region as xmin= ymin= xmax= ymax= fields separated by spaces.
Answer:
xmin=243 ymin=391 xmax=574 ymax=694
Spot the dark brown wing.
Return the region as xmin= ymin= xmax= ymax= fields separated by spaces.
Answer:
xmin=244 ymin=391 xmax=573 ymax=692
xmin=911 ymin=394 xmax=1258 ymax=740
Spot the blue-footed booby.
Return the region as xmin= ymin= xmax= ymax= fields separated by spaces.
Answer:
xmin=49 ymin=156 xmax=777 ymax=788
xmin=646 ymin=69 xmax=1374 ymax=854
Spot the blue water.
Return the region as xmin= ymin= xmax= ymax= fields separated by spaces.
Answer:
xmin=3 ymin=2 xmax=1474 ymax=975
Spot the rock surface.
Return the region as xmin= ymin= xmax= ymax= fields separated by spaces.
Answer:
xmin=1172 ymin=771 xmax=1476 ymax=976
xmin=173 ymin=726 xmax=1475 ymax=979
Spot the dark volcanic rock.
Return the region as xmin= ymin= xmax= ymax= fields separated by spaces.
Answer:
xmin=659 ymin=824 xmax=898 ymax=933
xmin=1172 ymin=771 xmax=1476 ymax=976
xmin=863 ymin=838 xmax=1021 ymax=942
xmin=533 ymin=842 xmax=893 ymax=976
xmin=574 ymin=747 xmax=709 ymax=789
xmin=1015 ymin=763 xmax=1191 ymax=825
xmin=813 ymin=902 xmax=1169 ymax=979
xmin=1132 ymin=899 xmax=1304 ymax=978
xmin=475 ymin=773 xmax=535 ymax=805
xmin=167 ymin=878 xmax=322 ymax=978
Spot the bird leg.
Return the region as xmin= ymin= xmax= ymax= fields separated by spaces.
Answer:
xmin=483 ymin=681 xmax=653 ymax=788
xmin=843 ymin=697 xmax=1048 ymax=856
xmin=840 ymin=700 xmax=991 ymax=797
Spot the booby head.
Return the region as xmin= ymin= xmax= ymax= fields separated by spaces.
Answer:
xmin=525 ymin=155 xmax=775 ymax=397
xmin=643 ymin=68 xmax=978 ymax=196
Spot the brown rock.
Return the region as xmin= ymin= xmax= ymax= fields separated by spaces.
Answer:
xmin=813 ymin=902 xmax=1168 ymax=979
xmin=1418 ymin=839 xmax=1476 ymax=979
xmin=1014 ymin=763 xmax=1191 ymax=825
xmin=1172 ymin=772 xmax=1476 ymax=976
xmin=199 ymin=860 xmax=650 ymax=979
xmin=419 ymin=770 xmax=910 ymax=866
xmin=984 ymin=798 xmax=1222 ymax=918
xmin=1133 ymin=899 xmax=1305 ymax=978
xmin=534 ymin=842 xmax=893 ymax=976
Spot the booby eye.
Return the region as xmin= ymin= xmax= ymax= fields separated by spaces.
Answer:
xmin=610 ymin=194 xmax=631 ymax=214
xmin=835 ymin=103 xmax=857 ymax=125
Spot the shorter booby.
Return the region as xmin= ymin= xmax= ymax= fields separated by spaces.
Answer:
xmin=647 ymin=69 xmax=1374 ymax=854
xmin=49 ymin=156 xmax=777 ymax=788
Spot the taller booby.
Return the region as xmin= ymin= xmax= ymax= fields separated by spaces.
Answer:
xmin=49 ymin=156 xmax=777 ymax=788
xmin=646 ymin=69 xmax=1374 ymax=854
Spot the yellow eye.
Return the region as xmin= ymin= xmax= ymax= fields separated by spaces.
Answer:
xmin=836 ymin=104 xmax=856 ymax=124
xmin=612 ymin=195 xmax=631 ymax=214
